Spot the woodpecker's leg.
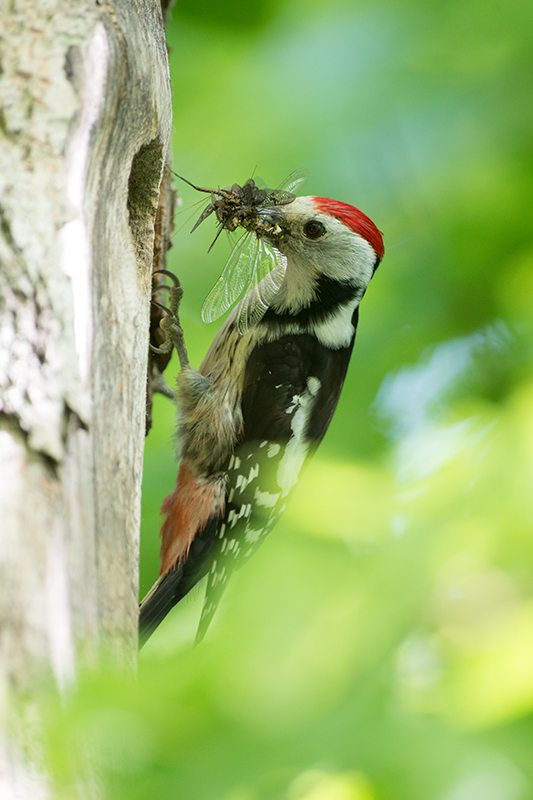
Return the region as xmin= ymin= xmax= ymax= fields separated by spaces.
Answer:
xmin=151 ymin=269 xmax=190 ymax=370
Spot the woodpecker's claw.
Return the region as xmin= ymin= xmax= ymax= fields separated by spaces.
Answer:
xmin=151 ymin=299 xmax=172 ymax=316
xmin=150 ymin=271 xmax=189 ymax=368
xmin=153 ymin=269 xmax=181 ymax=287
xmin=150 ymin=302 xmax=173 ymax=355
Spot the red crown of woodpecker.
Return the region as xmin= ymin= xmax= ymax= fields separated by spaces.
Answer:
xmin=311 ymin=196 xmax=385 ymax=260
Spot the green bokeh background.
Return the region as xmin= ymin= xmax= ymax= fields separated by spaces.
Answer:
xmin=49 ymin=0 xmax=533 ymax=797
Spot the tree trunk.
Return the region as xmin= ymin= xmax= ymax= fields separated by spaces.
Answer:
xmin=0 ymin=0 xmax=172 ymax=789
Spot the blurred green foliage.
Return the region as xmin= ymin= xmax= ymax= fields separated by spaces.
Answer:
xmin=48 ymin=0 xmax=533 ymax=797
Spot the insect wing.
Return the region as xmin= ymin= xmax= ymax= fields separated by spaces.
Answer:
xmin=267 ymin=168 xmax=308 ymax=205
xmin=250 ymin=176 xmax=267 ymax=190
xmin=201 ymin=231 xmax=258 ymax=323
xmin=235 ymin=240 xmax=287 ymax=333
xmin=279 ymin=168 xmax=307 ymax=194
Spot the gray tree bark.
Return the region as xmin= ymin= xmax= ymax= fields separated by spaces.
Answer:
xmin=0 ymin=0 xmax=173 ymax=792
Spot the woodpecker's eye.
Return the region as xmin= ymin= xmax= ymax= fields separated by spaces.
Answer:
xmin=303 ymin=220 xmax=326 ymax=239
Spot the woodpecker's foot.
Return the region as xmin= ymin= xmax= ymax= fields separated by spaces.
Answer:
xmin=151 ymin=270 xmax=190 ymax=369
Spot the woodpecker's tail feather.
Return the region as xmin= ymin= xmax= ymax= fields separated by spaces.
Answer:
xmin=194 ymin=568 xmax=231 ymax=645
xmin=138 ymin=516 xmax=219 ymax=648
xmin=139 ymin=566 xmax=186 ymax=648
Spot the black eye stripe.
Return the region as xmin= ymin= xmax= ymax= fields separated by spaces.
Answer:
xmin=303 ymin=220 xmax=326 ymax=239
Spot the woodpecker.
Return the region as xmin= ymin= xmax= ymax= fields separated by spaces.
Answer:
xmin=139 ymin=193 xmax=384 ymax=646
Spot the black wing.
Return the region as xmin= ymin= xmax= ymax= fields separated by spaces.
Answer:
xmin=195 ymin=328 xmax=357 ymax=640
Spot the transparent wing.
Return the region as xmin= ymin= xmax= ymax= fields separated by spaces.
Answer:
xmin=235 ymin=241 xmax=287 ymax=333
xmin=278 ymin=167 xmax=308 ymax=194
xmin=201 ymin=231 xmax=258 ymax=323
xmin=240 ymin=170 xmax=306 ymax=198
xmin=201 ymin=235 xmax=286 ymax=331
xmin=251 ymin=176 xmax=267 ymax=190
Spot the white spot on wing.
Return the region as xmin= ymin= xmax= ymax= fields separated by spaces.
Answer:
xmin=267 ymin=444 xmax=280 ymax=458
xmin=244 ymin=529 xmax=264 ymax=544
xmin=254 ymin=487 xmax=280 ymax=507
xmin=247 ymin=464 xmax=259 ymax=483
xmin=307 ymin=376 xmax=321 ymax=396
xmin=277 ymin=385 xmax=316 ymax=495
xmin=232 ymin=463 xmax=260 ymax=495
xmin=227 ymin=503 xmax=253 ymax=529
xmin=285 ymin=395 xmax=300 ymax=414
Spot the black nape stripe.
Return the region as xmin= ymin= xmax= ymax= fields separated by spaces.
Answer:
xmin=261 ymin=275 xmax=359 ymax=327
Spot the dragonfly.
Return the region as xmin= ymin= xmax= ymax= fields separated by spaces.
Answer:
xmin=175 ymin=170 xmax=307 ymax=333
